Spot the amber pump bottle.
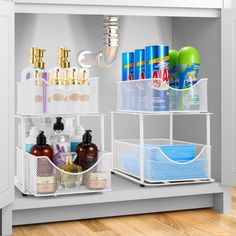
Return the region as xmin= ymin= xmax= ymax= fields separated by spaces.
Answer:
xmin=74 ymin=130 xmax=98 ymax=171
xmin=30 ymin=131 xmax=54 ymax=176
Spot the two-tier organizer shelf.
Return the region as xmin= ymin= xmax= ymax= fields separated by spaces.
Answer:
xmin=15 ymin=77 xmax=112 ymax=197
xmin=111 ymin=78 xmax=214 ymax=187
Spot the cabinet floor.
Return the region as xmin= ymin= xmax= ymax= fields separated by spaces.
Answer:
xmin=13 ymin=188 xmax=236 ymax=236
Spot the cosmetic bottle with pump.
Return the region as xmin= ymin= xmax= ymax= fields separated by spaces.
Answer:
xmin=50 ymin=117 xmax=71 ymax=167
xmin=78 ymin=68 xmax=91 ymax=113
xmin=74 ymin=130 xmax=98 ymax=171
xmin=22 ymin=47 xmax=48 ymax=113
xmin=21 ymin=46 xmax=37 ymax=81
xmin=29 ymin=131 xmax=57 ymax=194
xmin=25 ymin=126 xmax=38 ymax=152
xmin=48 ymin=47 xmax=74 ymax=113
xmin=39 ymin=117 xmax=53 ymax=142
xmin=71 ymin=118 xmax=85 ymax=152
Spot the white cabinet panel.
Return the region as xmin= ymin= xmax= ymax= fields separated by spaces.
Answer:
xmin=14 ymin=0 xmax=223 ymax=9
xmin=0 ymin=1 xmax=14 ymax=209
xmin=222 ymin=9 xmax=236 ymax=186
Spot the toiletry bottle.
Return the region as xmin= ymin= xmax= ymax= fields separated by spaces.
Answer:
xmin=21 ymin=46 xmax=37 ymax=81
xmin=58 ymin=47 xmax=71 ymax=86
xmin=71 ymin=124 xmax=85 ymax=153
xmin=50 ymin=117 xmax=71 ymax=167
xmin=74 ymin=130 xmax=98 ymax=171
xmin=78 ymin=68 xmax=90 ymax=113
xmin=28 ymin=47 xmax=48 ymax=113
xmin=29 ymin=131 xmax=57 ymax=194
xmin=39 ymin=117 xmax=53 ymax=143
xmin=65 ymin=117 xmax=75 ymax=138
xmin=29 ymin=131 xmax=54 ymax=176
xmin=25 ymin=126 xmax=38 ymax=152
xmin=60 ymin=153 xmax=82 ymax=189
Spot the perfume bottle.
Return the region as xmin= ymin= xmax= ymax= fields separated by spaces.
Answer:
xmin=60 ymin=153 xmax=82 ymax=189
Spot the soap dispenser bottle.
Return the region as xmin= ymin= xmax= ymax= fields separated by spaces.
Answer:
xmin=74 ymin=130 xmax=98 ymax=171
xmin=29 ymin=131 xmax=54 ymax=177
xmin=50 ymin=117 xmax=71 ymax=167
xmin=22 ymin=47 xmax=48 ymax=113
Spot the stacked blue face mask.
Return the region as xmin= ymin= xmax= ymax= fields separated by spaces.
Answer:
xmin=121 ymin=144 xmax=208 ymax=182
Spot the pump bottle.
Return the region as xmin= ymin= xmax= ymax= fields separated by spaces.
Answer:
xmin=74 ymin=130 xmax=98 ymax=171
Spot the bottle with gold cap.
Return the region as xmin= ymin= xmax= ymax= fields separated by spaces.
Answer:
xmin=21 ymin=46 xmax=48 ymax=113
xmin=48 ymin=47 xmax=79 ymax=114
xmin=21 ymin=46 xmax=47 ymax=81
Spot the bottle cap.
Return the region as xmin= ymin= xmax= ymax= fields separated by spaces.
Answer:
xmin=53 ymin=117 xmax=64 ymax=131
xmin=177 ymin=46 xmax=200 ymax=64
xmin=83 ymin=130 xmax=92 ymax=143
xmin=169 ymin=49 xmax=178 ymax=67
xmin=36 ymin=131 xmax=47 ymax=145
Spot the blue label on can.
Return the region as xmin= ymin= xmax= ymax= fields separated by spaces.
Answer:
xmin=178 ymin=63 xmax=200 ymax=89
xmin=122 ymin=52 xmax=134 ymax=81
xmin=169 ymin=66 xmax=178 ymax=88
xmin=134 ymin=49 xmax=145 ymax=80
xmin=145 ymin=45 xmax=169 ymax=111
xmin=145 ymin=45 xmax=169 ymax=84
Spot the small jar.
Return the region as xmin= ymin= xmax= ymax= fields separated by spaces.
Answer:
xmin=86 ymin=172 xmax=107 ymax=190
xmin=36 ymin=176 xmax=57 ymax=194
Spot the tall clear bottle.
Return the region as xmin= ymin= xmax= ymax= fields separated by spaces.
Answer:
xmin=50 ymin=117 xmax=71 ymax=168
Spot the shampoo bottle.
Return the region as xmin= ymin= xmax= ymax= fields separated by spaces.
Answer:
xmin=29 ymin=131 xmax=57 ymax=194
xmin=74 ymin=130 xmax=98 ymax=171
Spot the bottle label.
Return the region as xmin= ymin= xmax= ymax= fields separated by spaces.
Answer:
xmin=71 ymin=141 xmax=80 ymax=153
xmin=52 ymin=142 xmax=71 ymax=167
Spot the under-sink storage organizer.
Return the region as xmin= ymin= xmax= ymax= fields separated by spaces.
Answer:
xmin=16 ymin=148 xmax=112 ymax=197
xmin=113 ymin=139 xmax=211 ymax=183
xmin=17 ymin=77 xmax=99 ymax=115
xmin=117 ymin=78 xmax=208 ymax=112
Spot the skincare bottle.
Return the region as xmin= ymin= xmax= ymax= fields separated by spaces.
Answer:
xmin=21 ymin=46 xmax=37 ymax=81
xmin=78 ymin=68 xmax=90 ymax=113
xmin=71 ymin=120 xmax=85 ymax=152
xmin=60 ymin=153 xmax=82 ymax=189
xmin=65 ymin=117 xmax=75 ymax=138
xmin=51 ymin=117 xmax=71 ymax=167
xmin=74 ymin=130 xmax=98 ymax=171
xmin=25 ymin=126 xmax=38 ymax=152
xmin=29 ymin=48 xmax=48 ymax=113
xmin=39 ymin=117 xmax=53 ymax=142
xmin=29 ymin=131 xmax=54 ymax=177
xmin=58 ymin=47 xmax=71 ymax=86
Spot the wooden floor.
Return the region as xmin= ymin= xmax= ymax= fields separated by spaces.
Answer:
xmin=13 ymin=188 xmax=236 ymax=236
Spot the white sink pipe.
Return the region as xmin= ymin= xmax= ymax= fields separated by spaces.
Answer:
xmin=78 ymin=16 xmax=120 ymax=68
